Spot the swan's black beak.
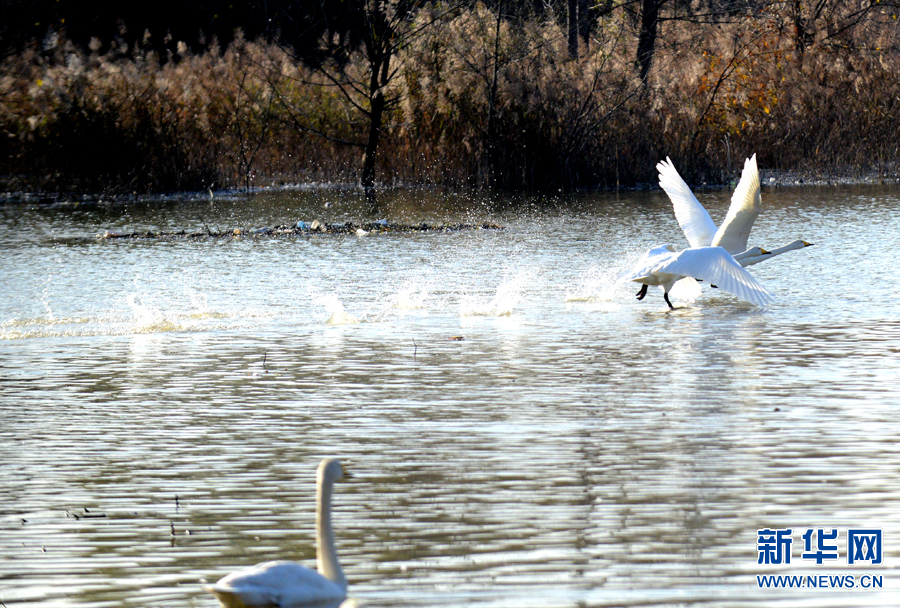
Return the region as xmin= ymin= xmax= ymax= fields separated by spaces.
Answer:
xmin=759 ymin=248 xmax=771 ymax=255
xmin=802 ymin=241 xmax=814 ymax=246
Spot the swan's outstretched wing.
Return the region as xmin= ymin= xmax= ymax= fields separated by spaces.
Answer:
xmin=617 ymin=244 xmax=677 ymax=283
xmin=657 ymin=157 xmax=717 ymax=248
xmin=659 ymin=246 xmax=775 ymax=306
xmin=669 ymin=277 xmax=702 ymax=302
xmin=712 ymin=154 xmax=762 ymax=254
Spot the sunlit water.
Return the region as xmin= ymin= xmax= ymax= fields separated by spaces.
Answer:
xmin=2 ymin=186 xmax=900 ymax=608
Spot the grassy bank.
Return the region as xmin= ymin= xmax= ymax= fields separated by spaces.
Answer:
xmin=3 ymin=3 xmax=900 ymax=195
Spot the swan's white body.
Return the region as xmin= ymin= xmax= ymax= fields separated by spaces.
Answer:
xmin=621 ymin=244 xmax=775 ymax=308
xmin=207 ymin=458 xmax=350 ymax=608
xmin=208 ymin=562 xmax=345 ymax=607
xmin=657 ymin=155 xmax=814 ymax=264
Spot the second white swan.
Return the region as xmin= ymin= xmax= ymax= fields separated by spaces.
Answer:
xmin=207 ymin=458 xmax=351 ymax=608
xmin=657 ymin=155 xmax=814 ymax=266
xmin=735 ymin=239 xmax=814 ymax=267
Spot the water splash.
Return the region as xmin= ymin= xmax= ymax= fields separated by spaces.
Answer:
xmin=394 ymin=282 xmax=430 ymax=310
xmin=564 ymin=265 xmax=617 ymax=303
xmin=460 ymin=273 xmax=526 ymax=317
xmin=127 ymin=294 xmax=181 ymax=332
xmin=316 ymin=294 xmax=360 ymax=325
xmin=3 ymin=288 xmax=238 ymax=339
xmin=335 ymin=278 xmax=434 ymax=324
xmin=186 ymin=286 xmax=210 ymax=317
xmin=0 ymin=315 xmax=106 ymax=339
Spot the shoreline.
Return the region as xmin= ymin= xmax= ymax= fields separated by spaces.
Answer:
xmin=3 ymin=169 xmax=900 ymax=207
xmin=0 ymin=171 xmax=900 ymax=208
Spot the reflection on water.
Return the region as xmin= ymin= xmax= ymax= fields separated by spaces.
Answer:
xmin=2 ymin=186 xmax=900 ymax=607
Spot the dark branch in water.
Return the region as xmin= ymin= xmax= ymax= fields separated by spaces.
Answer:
xmin=197 ymin=215 xmax=213 ymax=237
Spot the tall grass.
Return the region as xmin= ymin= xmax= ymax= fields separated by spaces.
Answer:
xmin=2 ymin=5 xmax=900 ymax=195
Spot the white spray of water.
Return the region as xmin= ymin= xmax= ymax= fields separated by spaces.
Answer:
xmin=394 ymin=282 xmax=430 ymax=310
xmin=125 ymin=276 xmax=218 ymax=332
xmin=186 ymin=286 xmax=210 ymax=317
xmin=327 ymin=276 xmax=434 ymax=324
xmin=126 ymin=294 xmax=179 ymax=332
xmin=564 ymin=264 xmax=619 ymax=303
xmin=460 ymin=272 xmax=527 ymax=317
xmin=315 ymin=293 xmax=360 ymax=325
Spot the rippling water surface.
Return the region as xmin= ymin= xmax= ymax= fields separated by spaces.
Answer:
xmin=2 ymin=186 xmax=899 ymax=607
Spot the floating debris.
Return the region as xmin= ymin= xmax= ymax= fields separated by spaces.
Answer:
xmin=98 ymin=221 xmax=504 ymax=240
xmin=65 ymin=508 xmax=106 ymax=519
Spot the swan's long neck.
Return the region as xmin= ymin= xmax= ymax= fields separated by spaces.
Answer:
xmin=316 ymin=475 xmax=347 ymax=589
xmin=738 ymin=240 xmax=808 ymax=267
xmin=766 ymin=240 xmax=807 ymax=256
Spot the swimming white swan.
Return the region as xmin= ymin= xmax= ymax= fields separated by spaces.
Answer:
xmin=658 ymin=155 xmax=814 ymax=265
xmin=621 ymin=244 xmax=775 ymax=308
xmin=207 ymin=458 xmax=351 ymax=608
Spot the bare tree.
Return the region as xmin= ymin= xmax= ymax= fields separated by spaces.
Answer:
xmin=216 ymin=41 xmax=276 ymax=191
xmin=636 ymin=0 xmax=663 ymax=80
xmin=260 ymin=0 xmax=457 ymax=204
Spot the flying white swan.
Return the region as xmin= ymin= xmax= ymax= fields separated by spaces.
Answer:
xmin=658 ymin=154 xmax=761 ymax=254
xmin=621 ymin=244 xmax=775 ymax=308
xmin=657 ymin=155 xmax=814 ymax=262
xmin=207 ymin=458 xmax=351 ymax=608
xmin=734 ymin=239 xmax=814 ymax=267
xmin=682 ymin=246 xmax=767 ymax=292
xmin=684 ymin=241 xmax=811 ymax=294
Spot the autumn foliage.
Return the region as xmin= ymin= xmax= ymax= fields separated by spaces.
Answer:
xmin=2 ymin=0 xmax=900 ymax=194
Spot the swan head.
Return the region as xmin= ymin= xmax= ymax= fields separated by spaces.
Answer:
xmin=734 ymin=246 xmax=770 ymax=260
xmin=783 ymin=239 xmax=814 ymax=250
xmin=318 ymin=458 xmax=351 ymax=485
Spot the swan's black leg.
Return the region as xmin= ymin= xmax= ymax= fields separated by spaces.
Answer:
xmin=636 ymin=284 xmax=648 ymax=300
xmin=663 ymin=292 xmax=675 ymax=309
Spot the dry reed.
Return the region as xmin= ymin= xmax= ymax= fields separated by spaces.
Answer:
xmin=3 ymin=3 xmax=900 ymax=195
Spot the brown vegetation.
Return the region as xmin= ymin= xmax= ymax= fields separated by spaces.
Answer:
xmin=2 ymin=1 xmax=900 ymax=195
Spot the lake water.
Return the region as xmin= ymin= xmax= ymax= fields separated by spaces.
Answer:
xmin=2 ymin=184 xmax=899 ymax=608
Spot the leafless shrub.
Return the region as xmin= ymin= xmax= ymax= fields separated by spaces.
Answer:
xmin=3 ymin=2 xmax=900 ymax=195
